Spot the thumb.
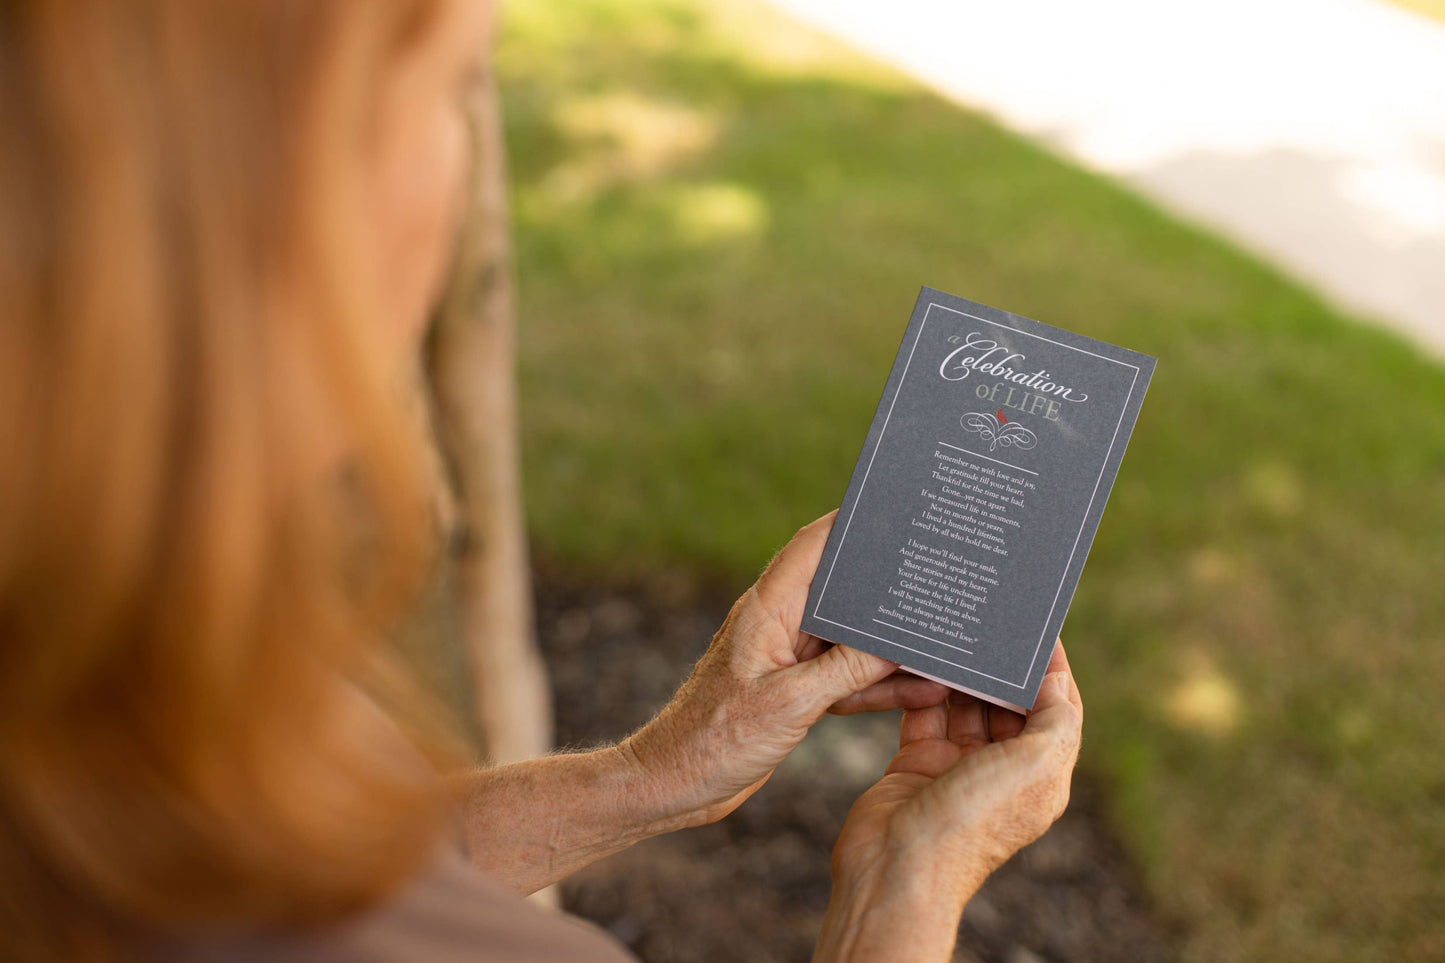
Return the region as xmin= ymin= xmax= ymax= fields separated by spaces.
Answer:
xmin=789 ymin=643 xmax=899 ymax=714
xmin=751 ymin=511 xmax=837 ymax=616
xmin=1019 ymin=670 xmax=1083 ymax=750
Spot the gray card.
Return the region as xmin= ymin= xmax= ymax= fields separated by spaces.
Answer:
xmin=801 ymin=287 xmax=1155 ymax=711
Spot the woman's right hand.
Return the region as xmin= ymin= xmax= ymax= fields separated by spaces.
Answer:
xmin=814 ymin=642 xmax=1083 ymax=962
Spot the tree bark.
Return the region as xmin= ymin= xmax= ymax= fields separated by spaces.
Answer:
xmin=425 ymin=36 xmax=553 ymax=769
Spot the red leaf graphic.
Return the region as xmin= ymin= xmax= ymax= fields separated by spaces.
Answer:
xmin=996 ymin=409 xmax=1008 ymax=424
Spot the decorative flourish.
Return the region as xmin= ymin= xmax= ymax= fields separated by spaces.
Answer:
xmin=961 ymin=411 xmax=1038 ymax=452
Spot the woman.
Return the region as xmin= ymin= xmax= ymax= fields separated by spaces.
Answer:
xmin=0 ymin=1 xmax=1083 ymax=960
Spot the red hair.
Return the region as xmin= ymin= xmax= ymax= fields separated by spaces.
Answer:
xmin=0 ymin=1 xmax=456 ymax=957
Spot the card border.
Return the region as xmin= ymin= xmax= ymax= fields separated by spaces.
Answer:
xmin=809 ymin=299 xmax=1142 ymax=690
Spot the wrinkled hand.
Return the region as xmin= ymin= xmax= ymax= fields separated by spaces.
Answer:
xmin=621 ymin=512 xmax=950 ymax=826
xmin=831 ymin=642 xmax=1083 ymax=912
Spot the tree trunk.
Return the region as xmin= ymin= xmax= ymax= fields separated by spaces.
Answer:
xmin=425 ymin=33 xmax=553 ymax=769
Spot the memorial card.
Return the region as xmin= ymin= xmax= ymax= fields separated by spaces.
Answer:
xmin=801 ymin=288 xmax=1156 ymax=711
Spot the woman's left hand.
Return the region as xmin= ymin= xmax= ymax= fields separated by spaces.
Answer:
xmin=621 ymin=512 xmax=951 ymax=826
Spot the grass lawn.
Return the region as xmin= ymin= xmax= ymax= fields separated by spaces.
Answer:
xmin=496 ymin=1 xmax=1445 ymax=960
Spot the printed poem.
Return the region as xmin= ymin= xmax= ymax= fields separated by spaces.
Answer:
xmin=876 ymin=447 xmax=1037 ymax=650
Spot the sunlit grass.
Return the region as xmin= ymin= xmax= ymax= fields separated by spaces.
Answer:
xmin=499 ymin=1 xmax=1445 ymax=960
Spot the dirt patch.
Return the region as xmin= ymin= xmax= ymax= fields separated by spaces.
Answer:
xmin=534 ymin=569 xmax=1176 ymax=963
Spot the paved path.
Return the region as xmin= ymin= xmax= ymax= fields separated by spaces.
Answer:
xmin=770 ymin=0 xmax=1445 ymax=356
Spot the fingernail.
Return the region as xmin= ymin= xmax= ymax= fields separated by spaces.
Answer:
xmin=1047 ymin=672 xmax=1068 ymax=697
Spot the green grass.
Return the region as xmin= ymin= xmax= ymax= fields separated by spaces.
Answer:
xmin=497 ymin=1 xmax=1445 ymax=959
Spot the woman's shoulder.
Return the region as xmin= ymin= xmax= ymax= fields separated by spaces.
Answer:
xmin=148 ymin=844 xmax=636 ymax=963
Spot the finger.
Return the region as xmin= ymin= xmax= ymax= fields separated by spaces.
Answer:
xmin=788 ymin=641 xmax=899 ymax=713
xmin=1043 ymin=639 xmax=1083 ymax=714
xmin=734 ymin=514 xmax=838 ymax=663
xmin=946 ymin=690 xmax=990 ymax=747
xmin=753 ymin=512 xmax=837 ymax=620
xmin=1021 ymin=670 xmax=1084 ymax=754
xmin=795 ymin=632 xmax=829 ymax=664
xmin=900 ymin=700 xmax=948 ymax=747
xmin=888 ymin=733 xmax=967 ymax=778
xmin=986 ymin=704 xmax=1027 ymax=741
xmin=828 ymin=672 xmax=950 ymax=715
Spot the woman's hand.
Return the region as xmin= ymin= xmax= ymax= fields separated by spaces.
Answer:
xmin=620 ymin=512 xmax=951 ymax=827
xmin=457 ymin=513 xmax=948 ymax=896
xmin=814 ymin=643 xmax=1083 ymax=962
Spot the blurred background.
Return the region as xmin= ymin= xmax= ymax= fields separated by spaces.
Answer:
xmin=452 ymin=0 xmax=1445 ymax=960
